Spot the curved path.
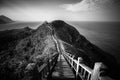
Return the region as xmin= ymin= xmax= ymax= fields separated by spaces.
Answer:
xmin=47 ymin=25 xmax=76 ymax=80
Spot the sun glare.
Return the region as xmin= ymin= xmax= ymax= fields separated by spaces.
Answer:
xmin=22 ymin=8 xmax=58 ymax=21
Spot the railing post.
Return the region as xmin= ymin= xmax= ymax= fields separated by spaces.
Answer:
xmin=71 ymin=55 xmax=74 ymax=67
xmin=91 ymin=62 xmax=107 ymax=80
xmin=76 ymin=57 xmax=82 ymax=76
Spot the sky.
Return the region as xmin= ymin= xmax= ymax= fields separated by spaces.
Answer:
xmin=0 ymin=0 xmax=120 ymax=21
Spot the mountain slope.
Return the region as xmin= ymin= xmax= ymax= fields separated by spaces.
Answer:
xmin=0 ymin=20 xmax=119 ymax=80
xmin=0 ymin=27 xmax=34 ymax=52
xmin=51 ymin=20 xmax=119 ymax=78
xmin=0 ymin=15 xmax=13 ymax=24
xmin=0 ymin=22 xmax=57 ymax=80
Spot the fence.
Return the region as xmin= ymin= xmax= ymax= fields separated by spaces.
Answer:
xmin=38 ymin=53 xmax=59 ymax=80
xmin=63 ymin=52 xmax=114 ymax=80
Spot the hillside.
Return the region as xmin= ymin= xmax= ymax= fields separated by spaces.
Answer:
xmin=0 ymin=20 xmax=119 ymax=80
xmin=0 ymin=15 xmax=13 ymax=24
xmin=0 ymin=27 xmax=34 ymax=52
xmin=0 ymin=22 xmax=57 ymax=80
xmin=52 ymin=20 xmax=119 ymax=78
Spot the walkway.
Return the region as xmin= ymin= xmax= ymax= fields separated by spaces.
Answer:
xmin=51 ymin=54 xmax=76 ymax=80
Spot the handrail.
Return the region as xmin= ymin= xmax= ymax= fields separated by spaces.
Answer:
xmin=78 ymin=62 xmax=92 ymax=74
xmin=38 ymin=53 xmax=59 ymax=80
xmin=64 ymin=52 xmax=92 ymax=74
xmin=63 ymin=52 xmax=115 ymax=80
xmin=63 ymin=52 xmax=92 ymax=80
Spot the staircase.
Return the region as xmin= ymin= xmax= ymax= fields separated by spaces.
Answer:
xmin=51 ymin=54 xmax=76 ymax=80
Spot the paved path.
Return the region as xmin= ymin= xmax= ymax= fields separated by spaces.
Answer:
xmin=51 ymin=54 xmax=76 ymax=80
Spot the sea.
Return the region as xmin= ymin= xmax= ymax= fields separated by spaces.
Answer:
xmin=0 ymin=21 xmax=42 ymax=31
xmin=68 ymin=21 xmax=120 ymax=64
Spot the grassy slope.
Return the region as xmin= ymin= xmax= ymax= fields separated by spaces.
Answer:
xmin=0 ymin=22 xmax=57 ymax=80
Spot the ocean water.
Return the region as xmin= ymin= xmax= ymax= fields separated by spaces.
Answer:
xmin=0 ymin=21 xmax=42 ymax=31
xmin=68 ymin=21 xmax=120 ymax=64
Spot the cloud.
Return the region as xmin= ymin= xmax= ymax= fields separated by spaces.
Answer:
xmin=60 ymin=0 xmax=118 ymax=12
xmin=60 ymin=0 xmax=120 ymax=21
xmin=60 ymin=0 xmax=91 ymax=12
